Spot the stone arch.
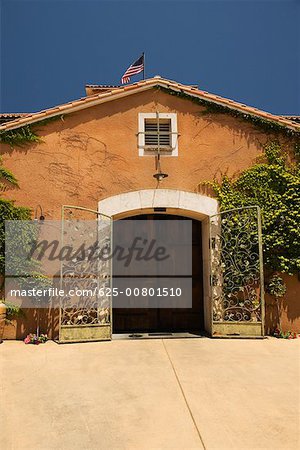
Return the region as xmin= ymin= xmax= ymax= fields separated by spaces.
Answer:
xmin=98 ymin=189 xmax=218 ymax=219
xmin=98 ymin=189 xmax=218 ymax=335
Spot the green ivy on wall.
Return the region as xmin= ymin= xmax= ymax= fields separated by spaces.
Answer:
xmin=0 ymin=115 xmax=64 ymax=148
xmin=0 ymin=156 xmax=31 ymax=276
xmin=0 ymin=198 xmax=31 ymax=275
xmin=156 ymin=86 xmax=300 ymax=139
xmin=0 ymin=156 xmax=18 ymax=188
xmin=0 ymin=125 xmax=40 ymax=148
xmin=204 ymin=142 xmax=300 ymax=275
xmin=1 ymin=88 xmax=299 ymax=146
xmin=0 ymin=158 xmax=52 ymax=300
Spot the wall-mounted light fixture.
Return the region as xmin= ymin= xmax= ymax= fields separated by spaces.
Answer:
xmin=153 ymin=172 xmax=168 ymax=182
xmin=153 ymin=149 xmax=168 ymax=183
xmin=34 ymin=204 xmax=45 ymax=222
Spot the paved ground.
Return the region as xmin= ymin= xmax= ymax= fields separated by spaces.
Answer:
xmin=0 ymin=337 xmax=299 ymax=450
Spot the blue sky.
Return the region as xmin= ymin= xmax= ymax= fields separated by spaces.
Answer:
xmin=1 ymin=0 xmax=299 ymax=114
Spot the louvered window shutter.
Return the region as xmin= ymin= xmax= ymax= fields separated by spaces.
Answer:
xmin=144 ymin=119 xmax=171 ymax=147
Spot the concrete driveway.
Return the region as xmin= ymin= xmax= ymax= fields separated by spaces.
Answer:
xmin=0 ymin=338 xmax=299 ymax=450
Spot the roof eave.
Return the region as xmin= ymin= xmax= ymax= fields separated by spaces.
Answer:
xmin=0 ymin=78 xmax=299 ymax=133
xmin=0 ymin=82 xmax=157 ymax=132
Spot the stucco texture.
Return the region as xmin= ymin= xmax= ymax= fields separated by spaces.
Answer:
xmin=1 ymin=88 xmax=299 ymax=337
xmin=1 ymin=89 xmax=276 ymax=217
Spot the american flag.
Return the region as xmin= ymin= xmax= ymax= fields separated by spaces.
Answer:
xmin=121 ymin=54 xmax=144 ymax=84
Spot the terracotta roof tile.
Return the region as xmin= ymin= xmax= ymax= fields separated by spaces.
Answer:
xmin=0 ymin=77 xmax=299 ymax=133
xmin=282 ymin=116 xmax=300 ymax=124
xmin=86 ymin=84 xmax=119 ymax=88
xmin=0 ymin=113 xmax=29 ymax=125
xmin=0 ymin=113 xmax=28 ymax=117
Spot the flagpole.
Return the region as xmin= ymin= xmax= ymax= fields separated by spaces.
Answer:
xmin=142 ymin=52 xmax=145 ymax=80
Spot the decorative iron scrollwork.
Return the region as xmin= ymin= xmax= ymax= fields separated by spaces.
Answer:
xmin=210 ymin=207 xmax=263 ymax=323
xmin=59 ymin=207 xmax=112 ymax=329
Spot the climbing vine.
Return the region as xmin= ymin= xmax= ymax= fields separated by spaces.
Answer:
xmin=204 ymin=142 xmax=300 ymax=275
xmin=0 ymin=158 xmax=31 ymax=276
xmin=0 ymin=125 xmax=40 ymax=147
xmin=0 ymin=156 xmax=18 ymax=189
xmin=156 ymin=86 xmax=300 ymax=138
xmin=0 ymin=198 xmax=31 ymax=275
xmin=1 ymin=87 xmax=299 ymax=146
xmin=0 ymin=115 xmax=64 ymax=148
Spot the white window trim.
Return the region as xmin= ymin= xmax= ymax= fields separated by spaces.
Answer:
xmin=138 ymin=112 xmax=178 ymax=157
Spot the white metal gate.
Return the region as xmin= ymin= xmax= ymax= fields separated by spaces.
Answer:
xmin=209 ymin=206 xmax=265 ymax=337
xmin=58 ymin=205 xmax=112 ymax=342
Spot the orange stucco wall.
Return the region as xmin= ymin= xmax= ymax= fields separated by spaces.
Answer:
xmin=1 ymin=88 xmax=299 ymax=337
xmin=0 ymin=89 xmax=283 ymax=217
xmin=265 ymin=274 xmax=300 ymax=334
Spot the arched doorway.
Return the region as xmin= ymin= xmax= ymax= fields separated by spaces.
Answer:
xmin=56 ymin=192 xmax=264 ymax=342
xmin=112 ymin=213 xmax=204 ymax=334
xmin=98 ymin=189 xmax=219 ymax=337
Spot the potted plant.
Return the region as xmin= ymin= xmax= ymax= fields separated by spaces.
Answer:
xmin=24 ymin=333 xmax=48 ymax=345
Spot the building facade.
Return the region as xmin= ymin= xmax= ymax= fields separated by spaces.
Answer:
xmin=1 ymin=77 xmax=299 ymax=340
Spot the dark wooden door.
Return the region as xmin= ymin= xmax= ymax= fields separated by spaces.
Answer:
xmin=112 ymin=214 xmax=203 ymax=333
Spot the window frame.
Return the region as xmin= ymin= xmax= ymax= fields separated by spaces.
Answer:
xmin=138 ymin=112 xmax=178 ymax=157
